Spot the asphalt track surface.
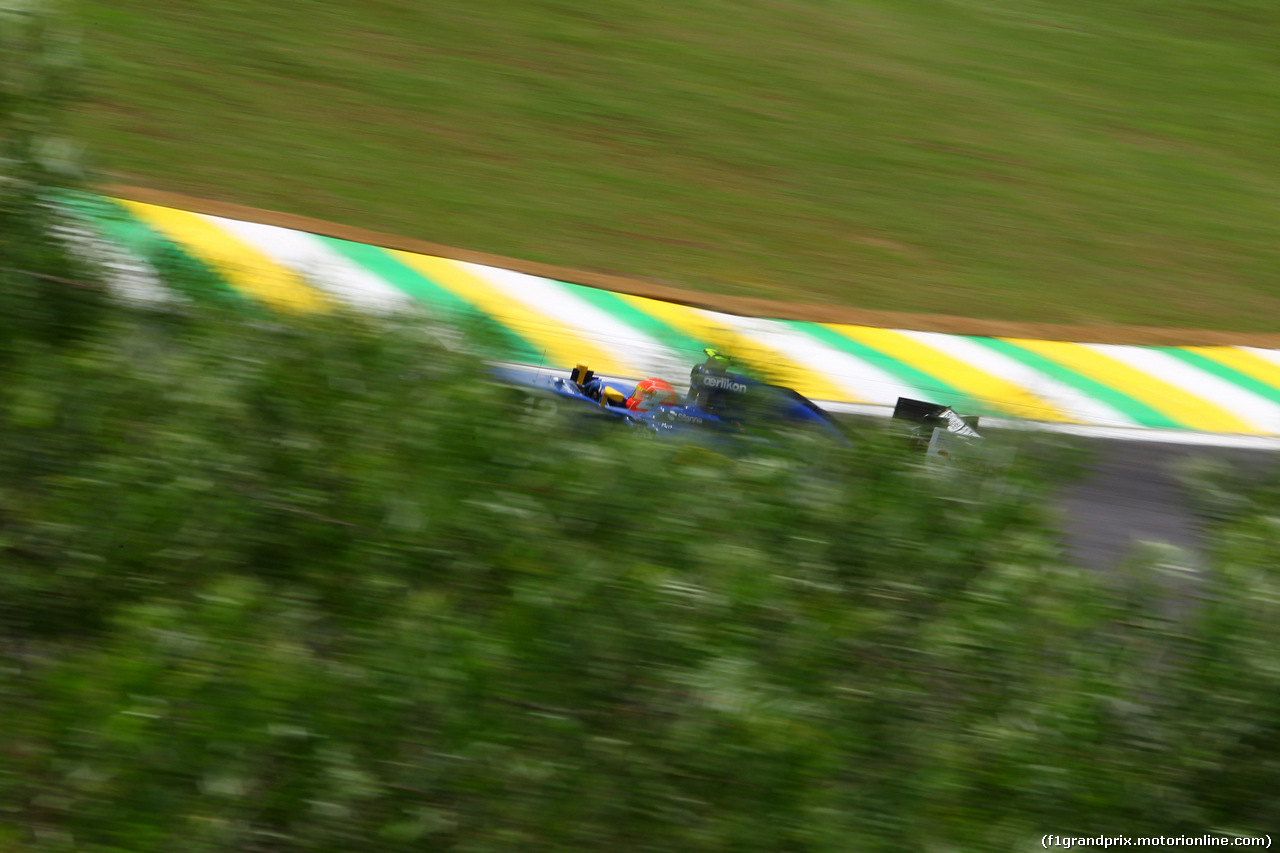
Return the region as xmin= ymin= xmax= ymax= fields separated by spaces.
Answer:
xmin=827 ymin=416 xmax=1271 ymax=570
xmin=1017 ymin=435 xmax=1271 ymax=570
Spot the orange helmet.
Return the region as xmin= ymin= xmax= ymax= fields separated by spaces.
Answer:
xmin=626 ymin=378 xmax=679 ymax=412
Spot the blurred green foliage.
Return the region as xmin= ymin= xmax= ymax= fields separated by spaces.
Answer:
xmin=0 ymin=0 xmax=105 ymax=354
xmin=1 ymin=291 xmax=1278 ymax=849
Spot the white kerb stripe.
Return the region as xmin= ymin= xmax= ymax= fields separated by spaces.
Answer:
xmin=705 ymin=312 xmax=922 ymax=405
xmin=461 ymin=262 xmax=687 ymax=378
xmin=1088 ymin=343 xmax=1280 ymax=434
xmin=56 ymin=220 xmax=175 ymax=304
xmin=204 ymin=215 xmax=414 ymax=313
xmin=1239 ymin=346 xmax=1280 ymax=372
xmin=899 ymin=330 xmax=1138 ymax=428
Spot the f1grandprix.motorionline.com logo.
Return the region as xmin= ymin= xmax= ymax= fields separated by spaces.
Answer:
xmin=1042 ymin=834 xmax=1270 ymax=848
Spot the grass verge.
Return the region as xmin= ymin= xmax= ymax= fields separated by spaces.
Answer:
xmin=69 ymin=0 xmax=1280 ymax=331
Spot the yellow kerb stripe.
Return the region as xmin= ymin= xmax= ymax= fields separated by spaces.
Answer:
xmin=118 ymin=200 xmax=331 ymax=313
xmin=615 ymin=294 xmax=856 ymax=402
xmin=1188 ymin=346 xmax=1280 ymax=394
xmin=1010 ymin=339 xmax=1256 ymax=434
xmin=826 ymin=325 xmax=1069 ymax=422
xmin=390 ymin=253 xmax=626 ymax=374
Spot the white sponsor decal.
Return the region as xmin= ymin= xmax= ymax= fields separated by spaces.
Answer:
xmin=702 ymin=375 xmax=747 ymax=392
xmin=939 ymin=408 xmax=981 ymax=438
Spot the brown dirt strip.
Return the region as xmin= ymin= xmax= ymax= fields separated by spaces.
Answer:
xmin=103 ymin=184 xmax=1280 ymax=348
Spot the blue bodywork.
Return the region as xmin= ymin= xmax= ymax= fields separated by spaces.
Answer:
xmin=494 ymin=359 xmax=851 ymax=447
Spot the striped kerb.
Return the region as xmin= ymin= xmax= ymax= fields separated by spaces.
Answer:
xmin=787 ymin=321 xmax=962 ymax=404
xmin=72 ymin=195 xmax=247 ymax=308
xmin=387 ymin=252 xmax=627 ymax=374
xmin=613 ymin=294 xmax=851 ymax=403
xmin=1167 ymin=347 xmax=1280 ymax=410
xmin=569 ymin=285 xmax=709 ymax=361
xmin=58 ymin=192 xmax=1280 ymax=437
xmin=117 ymin=200 xmax=332 ymax=313
xmin=1007 ymin=339 xmax=1253 ymax=433
xmin=317 ymin=238 xmax=543 ymax=363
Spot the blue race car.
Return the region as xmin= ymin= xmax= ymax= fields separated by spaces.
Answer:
xmin=494 ymin=350 xmax=852 ymax=446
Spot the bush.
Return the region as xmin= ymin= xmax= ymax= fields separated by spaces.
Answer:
xmin=1 ymin=296 xmax=1252 ymax=851
xmin=0 ymin=0 xmax=106 ymax=355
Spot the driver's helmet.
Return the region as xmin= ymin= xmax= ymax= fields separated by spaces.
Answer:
xmin=626 ymin=378 xmax=680 ymax=412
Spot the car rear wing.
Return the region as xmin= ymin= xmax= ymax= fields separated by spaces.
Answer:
xmin=892 ymin=398 xmax=981 ymax=437
xmin=893 ymin=398 xmax=982 ymax=464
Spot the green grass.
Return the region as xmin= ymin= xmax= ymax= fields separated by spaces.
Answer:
xmin=68 ymin=0 xmax=1280 ymax=330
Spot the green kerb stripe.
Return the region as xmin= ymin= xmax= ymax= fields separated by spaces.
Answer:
xmin=60 ymin=192 xmax=247 ymax=309
xmin=317 ymin=237 xmax=541 ymax=363
xmin=568 ymin=284 xmax=708 ymax=359
xmin=784 ymin=320 xmax=968 ymax=403
xmin=1161 ymin=347 xmax=1280 ymax=408
xmin=975 ymin=338 xmax=1179 ymax=429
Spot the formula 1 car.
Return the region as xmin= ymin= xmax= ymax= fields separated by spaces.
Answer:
xmin=493 ymin=350 xmax=852 ymax=446
xmin=496 ymin=350 xmax=985 ymax=459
